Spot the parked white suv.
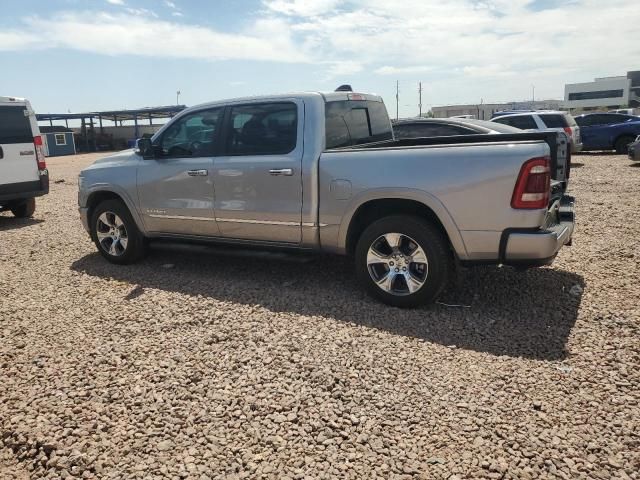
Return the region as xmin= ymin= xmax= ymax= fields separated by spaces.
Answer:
xmin=491 ymin=111 xmax=582 ymax=153
xmin=0 ymin=96 xmax=49 ymax=217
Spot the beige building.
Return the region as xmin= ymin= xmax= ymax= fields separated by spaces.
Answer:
xmin=431 ymin=100 xmax=564 ymax=120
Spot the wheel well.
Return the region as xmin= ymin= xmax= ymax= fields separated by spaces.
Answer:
xmin=615 ymin=133 xmax=635 ymax=144
xmin=86 ymin=191 xmax=125 ymax=222
xmin=345 ymin=199 xmax=451 ymax=255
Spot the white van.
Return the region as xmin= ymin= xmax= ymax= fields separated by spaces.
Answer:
xmin=0 ymin=96 xmax=49 ymax=217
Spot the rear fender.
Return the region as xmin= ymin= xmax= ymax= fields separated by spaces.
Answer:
xmin=337 ymin=188 xmax=468 ymax=259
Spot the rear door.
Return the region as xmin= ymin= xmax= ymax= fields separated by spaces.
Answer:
xmin=579 ymin=114 xmax=613 ymax=149
xmin=211 ymin=100 xmax=303 ymax=243
xmin=0 ymin=103 xmax=39 ymax=189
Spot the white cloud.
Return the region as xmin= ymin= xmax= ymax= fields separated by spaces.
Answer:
xmin=376 ymin=66 xmax=433 ymax=76
xmin=1 ymin=0 xmax=639 ymax=105
xmin=105 ymin=0 xmax=125 ymax=5
xmin=0 ymin=12 xmax=307 ymax=63
xmin=171 ymin=11 xmax=183 ymax=17
xmin=263 ymin=0 xmax=341 ymax=16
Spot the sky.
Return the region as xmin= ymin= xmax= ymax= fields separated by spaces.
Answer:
xmin=1 ymin=0 xmax=638 ymax=118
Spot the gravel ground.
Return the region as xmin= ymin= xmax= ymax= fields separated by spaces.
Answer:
xmin=0 ymin=152 xmax=638 ymax=479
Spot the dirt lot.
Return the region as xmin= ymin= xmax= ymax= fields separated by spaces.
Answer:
xmin=1 ymin=152 xmax=638 ymax=479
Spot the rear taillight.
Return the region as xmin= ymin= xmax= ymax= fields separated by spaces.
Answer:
xmin=563 ymin=126 xmax=573 ymax=137
xmin=511 ymin=157 xmax=550 ymax=209
xmin=33 ymin=135 xmax=46 ymax=169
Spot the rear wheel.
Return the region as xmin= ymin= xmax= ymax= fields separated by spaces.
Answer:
xmin=614 ymin=135 xmax=634 ymax=154
xmin=355 ymin=215 xmax=452 ymax=307
xmin=90 ymin=199 xmax=146 ymax=264
xmin=10 ymin=198 xmax=36 ymax=218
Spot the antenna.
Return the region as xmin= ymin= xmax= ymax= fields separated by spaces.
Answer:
xmin=396 ymin=80 xmax=399 ymax=120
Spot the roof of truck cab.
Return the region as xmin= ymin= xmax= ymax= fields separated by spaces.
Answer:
xmin=0 ymin=96 xmax=29 ymax=105
xmin=187 ymin=91 xmax=384 ymax=111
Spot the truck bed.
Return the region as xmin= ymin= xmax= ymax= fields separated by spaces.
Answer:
xmin=331 ymin=132 xmax=570 ymax=186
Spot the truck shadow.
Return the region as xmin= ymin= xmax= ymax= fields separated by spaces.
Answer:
xmin=71 ymin=243 xmax=584 ymax=361
xmin=0 ymin=216 xmax=44 ymax=232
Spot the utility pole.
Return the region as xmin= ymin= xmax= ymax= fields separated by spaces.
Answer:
xmin=418 ymin=81 xmax=422 ymax=117
xmin=531 ymin=85 xmax=535 ymax=103
xmin=395 ymin=80 xmax=400 ymax=120
xmin=176 ymin=90 xmax=181 ymax=105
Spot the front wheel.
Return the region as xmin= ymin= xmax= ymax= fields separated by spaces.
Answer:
xmin=615 ymin=136 xmax=635 ymax=154
xmin=355 ymin=215 xmax=452 ymax=308
xmin=10 ymin=198 xmax=36 ymax=218
xmin=90 ymin=199 xmax=146 ymax=264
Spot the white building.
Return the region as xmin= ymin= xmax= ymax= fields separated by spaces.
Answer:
xmin=564 ymin=71 xmax=640 ymax=111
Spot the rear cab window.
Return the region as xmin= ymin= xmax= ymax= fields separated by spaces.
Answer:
xmin=0 ymin=105 xmax=34 ymax=144
xmin=325 ymin=98 xmax=393 ymax=149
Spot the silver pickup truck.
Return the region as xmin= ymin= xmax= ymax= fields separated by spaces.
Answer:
xmin=78 ymin=90 xmax=575 ymax=307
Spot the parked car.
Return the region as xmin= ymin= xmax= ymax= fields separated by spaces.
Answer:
xmin=78 ymin=90 xmax=575 ymax=307
xmin=573 ymin=113 xmax=640 ymax=153
xmin=628 ymin=135 xmax=640 ymax=161
xmin=392 ymin=117 xmax=522 ymax=139
xmin=609 ymin=108 xmax=639 ymax=116
xmin=491 ymin=110 xmax=535 ymax=118
xmin=490 ymin=111 xmax=582 ymax=153
xmin=0 ymin=96 xmax=49 ymax=218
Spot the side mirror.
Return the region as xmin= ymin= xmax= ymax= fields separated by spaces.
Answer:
xmin=136 ymin=138 xmax=155 ymax=159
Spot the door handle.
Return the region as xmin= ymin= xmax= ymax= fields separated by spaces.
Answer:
xmin=187 ymin=169 xmax=208 ymax=176
xmin=269 ymin=168 xmax=293 ymax=176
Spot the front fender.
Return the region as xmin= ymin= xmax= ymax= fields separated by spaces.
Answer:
xmin=83 ymin=183 xmax=147 ymax=234
xmin=336 ymin=187 xmax=468 ymax=258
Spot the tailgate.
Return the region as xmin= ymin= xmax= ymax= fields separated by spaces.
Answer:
xmin=0 ymin=105 xmax=39 ymax=186
xmin=545 ymin=131 xmax=570 ymax=198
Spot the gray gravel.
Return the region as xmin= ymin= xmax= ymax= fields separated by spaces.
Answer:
xmin=1 ymin=152 xmax=638 ymax=479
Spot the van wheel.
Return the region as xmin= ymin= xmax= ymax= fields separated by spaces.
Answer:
xmin=10 ymin=198 xmax=36 ymax=218
xmin=90 ymin=199 xmax=146 ymax=264
xmin=355 ymin=215 xmax=452 ymax=308
xmin=615 ymin=136 xmax=634 ymax=154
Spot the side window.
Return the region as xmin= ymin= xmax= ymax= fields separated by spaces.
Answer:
xmin=394 ymin=123 xmax=472 ymax=139
xmin=540 ymin=114 xmax=568 ymax=128
xmin=227 ymin=102 xmax=297 ymax=156
xmin=0 ymin=106 xmax=33 ymax=144
xmin=589 ymin=115 xmax=609 ymax=126
xmin=158 ymin=108 xmax=222 ymax=158
xmin=503 ymin=116 xmax=537 ymax=130
xmin=394 ymin=124 xmax=439 ymax=139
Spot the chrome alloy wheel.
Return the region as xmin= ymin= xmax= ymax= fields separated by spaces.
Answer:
xmin=96 ymin=211 xmax=128 ymax=257
xmin=366 ymin=232 xmax=429 ymax=296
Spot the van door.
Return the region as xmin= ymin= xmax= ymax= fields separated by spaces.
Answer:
xmin=0 ymin=104 xmax=39 ymax=191
xmin=212 ymin=101 xmax=303 ymax=244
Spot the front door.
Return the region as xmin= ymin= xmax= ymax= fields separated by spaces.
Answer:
xmin=137 ymin=107 xmax=223 ymax=236
xmin=212 ymin=101 xmax=303 ymax=244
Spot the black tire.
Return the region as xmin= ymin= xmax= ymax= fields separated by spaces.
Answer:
xmin=355 ymin=215 xmax=452 ymax=308
xmin=10 ymin=198 xmax=36 ymax=218
xmin=90 ymin=199 xmax=146 ymax=265
xmin=614 ymin=136 xmax=634 ymax=154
